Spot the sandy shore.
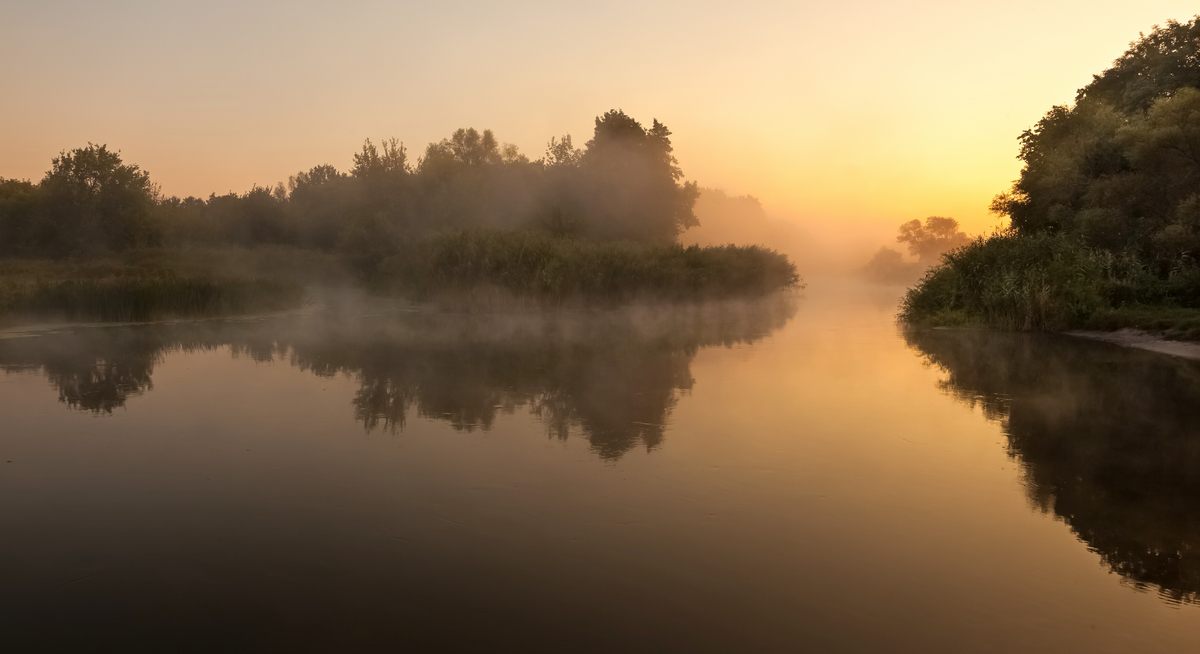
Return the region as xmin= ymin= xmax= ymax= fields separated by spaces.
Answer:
xmin=1067 ymin=328 xmax=1200 ymax=361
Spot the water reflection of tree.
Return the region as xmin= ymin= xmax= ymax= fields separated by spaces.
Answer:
xmin=905 ymin=328 xmax=1200 ymax=604
xmin=0 ymin=330 xmax=161 ymax=413
xmin=0 ymin=298 xmax=794 ymax=460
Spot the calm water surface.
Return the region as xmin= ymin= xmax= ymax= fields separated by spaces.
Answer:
xmin=2 ymin=280 xmax=1199 ymax=652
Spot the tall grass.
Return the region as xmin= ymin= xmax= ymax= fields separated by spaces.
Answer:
xmin=376 ymin=229 xmax=802 ymax=302
xmin=0 ymin=252 xmax=310 ymax=323
xmin=900 ymin=229 xmax=1200 ymax=332
xmin=900 ymin=231 xmax=1111 ymax=330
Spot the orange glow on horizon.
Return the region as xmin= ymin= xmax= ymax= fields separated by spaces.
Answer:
xmin=2 ymin=1 xmax=1197 ymax=258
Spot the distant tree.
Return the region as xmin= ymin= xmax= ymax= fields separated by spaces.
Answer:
xmin=860 ymin=216 xmax=969 ymax=285
xmin=204 ymin=186 xmax=296 ymax=247
xmin=352 ymin=138 xmax=409 ymax=178
xmin=3 ymin=110 xmax=707 ymax=258
xmin=0 ymin=178 xmax=35 ymax=200
xmin=290 ymin=164 xmax=347 ymax=195
xmin=286 ymin=164 xmax=364 ymax=250
xmin=156 ymin=195 xmax=211 ymax=245
xmin=419 ymin=128 xmax=503 ymax=172
xmin=680 ymin=188 xmax=804 ymax=266
xmin=897 ymin=216 xmax=971 ymax=263
xmin=36 ymin=144 xmax=160 ymax=253
xmin=861 ymin=246 xmax=922 ymax=284
xmin=0 ymin=178 xmax=38 ymax=253
xmin=500 ymin=143 xmax=529 ymax=165
xmin=544 ymin=135 xmax=582 ymax=168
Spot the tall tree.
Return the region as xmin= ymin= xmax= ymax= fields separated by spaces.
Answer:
xmin=991 ymin=17 xmax=1200 ymax=260
xmin=579 ymin=110 xmax=699 ymax=242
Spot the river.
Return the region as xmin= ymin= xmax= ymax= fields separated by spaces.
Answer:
xmin=2 ymin=279 xmax=1198 ymax=652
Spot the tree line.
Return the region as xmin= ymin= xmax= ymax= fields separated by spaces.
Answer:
xmin=0 ymin=110 xmax=701 ymax=265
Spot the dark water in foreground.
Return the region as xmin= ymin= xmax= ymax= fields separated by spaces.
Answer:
xmin=2 ymin=281 xmax=1199 ymax=652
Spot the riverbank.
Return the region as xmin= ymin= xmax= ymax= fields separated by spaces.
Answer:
xmin=1066 ymin=328 xmax=1200 ymax=361
xmin=0 ymin=248 xmax=338 ymax=325
xmin=0 ymin=235 xmax=802 ymax=325
xmin=376 ymin=229 xmax=801 ymax=302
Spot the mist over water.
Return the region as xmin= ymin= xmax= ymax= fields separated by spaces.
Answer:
xmin=1 ymin=281 xmax=1198 ymax=652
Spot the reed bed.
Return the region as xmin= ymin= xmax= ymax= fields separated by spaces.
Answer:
xmin=900 ymin=229 xmax=1200 ymax=336
xmin=378 ymin=229 xmax=802 ymax=302
xmin=0 ymin=254 xmax=308 ymax=323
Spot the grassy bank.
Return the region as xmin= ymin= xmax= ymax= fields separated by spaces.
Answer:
xmin=376 ymin=229 xmax=802 ymax=303
xmin=0 ymin=248 xmax=330 ymax=324
xmin=899 ymin=230 xmax=1200 ymax=338
xmin=0 ymin=233 xmax=801 ymax=323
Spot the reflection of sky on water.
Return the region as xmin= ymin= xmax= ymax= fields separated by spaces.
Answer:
xmin=3 ymin=283 xmax=1200 ymax=652
xmin=0 ymin=299 xmax=796 ymax=460
xmin=907 ymin=327 xmax=1200 ymax=605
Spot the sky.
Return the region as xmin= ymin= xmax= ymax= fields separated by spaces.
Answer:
xmin=2 ymin=1 xmax=1199 ymax=256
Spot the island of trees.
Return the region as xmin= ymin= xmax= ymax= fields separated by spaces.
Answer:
xmin=902 ymin=17 xmax=1200 ymax=337
xmin=0 ymin=110 xmax=800 ymax=322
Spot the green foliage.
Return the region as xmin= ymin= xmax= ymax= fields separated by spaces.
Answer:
xmin=0 ymin=144 xmax=159 ymax=256
xmin=901 ymin=229 xmax=1200 ymax=331
xmin=0 ymin=276 xmax=300 ymax=323
xmin=0 ymin=178 xmax=38 ymax=249
xmin=994 ymin=18 xmax=1200 ymax=264
xmin=900 ymin=231 xmax=1115 ymax=330
xmin=920 ymin=16 xmax=1200 ymax=331
xmin=1078 ymin=18 xmax=1200 ymax=113
xmin=377 ymin=229 xmax=801 ymax=302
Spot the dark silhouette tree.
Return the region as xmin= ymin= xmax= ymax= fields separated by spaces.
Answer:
xmin=15 ymin=110 xmax=710 ymax=258
xmin=991 ymin=16 xmax=1200 ymax=262
xmin=579 ymin=110 xmax=700 ymax=243
xmin=351 ymin=138 xmax=409 ymax=178
xmin=37 ymin=144 xmax=160 ymax=254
